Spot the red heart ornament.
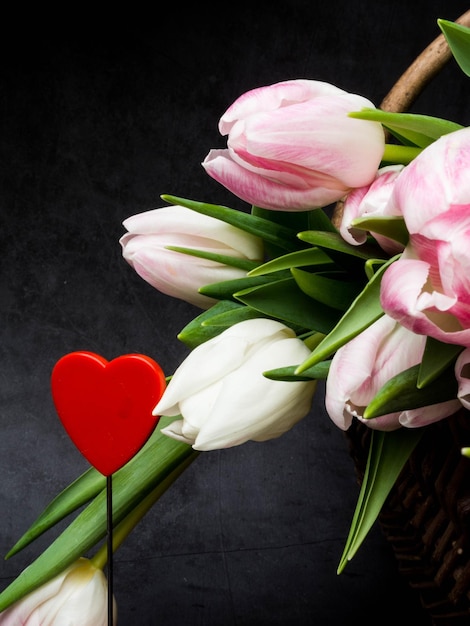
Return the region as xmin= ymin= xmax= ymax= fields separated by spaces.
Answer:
xmin=51 ymin=351 xmax=166 ymax=476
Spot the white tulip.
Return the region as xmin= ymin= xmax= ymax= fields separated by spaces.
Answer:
xmin=154 ymin=319 xmax=317 ymax=450
xmin=0 ymin=558 xmax=116 ymax=625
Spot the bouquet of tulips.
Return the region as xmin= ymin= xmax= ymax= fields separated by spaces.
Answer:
xmin=1 ymin=15 xmax=470 ymax=625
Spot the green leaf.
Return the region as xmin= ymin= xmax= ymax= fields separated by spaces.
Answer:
xmin=382 ymin=143 xmax=422 ymax=162
xmin=337 ymin=427 xmax=422 ymax=573
xmin=6 ymin=468 xmax=106 ymax=558
xmin=165 ymin=245 xmax=259 ymax=271
xmin=349 ymin=215 xmax=409 ymax=247
xmin=438 ymin=18 xmax=470 ymax=77
xmin=291 ymin=268 xmax=363 ymax=311
xmin=202 ymin=304 xmax=269 ymax=325
xmin=248 ymin=247 xmax=333 ymax=277
xmin=364 ymin=258 xmax=388 ymax=280
xmin=363 ymin=363 xmax=459 ymax=419
xmin=0 ymin=421 xmax=198 ymax=612
xmin=234 ymin=277 xmax=341 ymax=334
xmin=161 ymin=194 xmax=302 ymax=252
xmin=264 ymin=361 xmax=330 ymax=381
xmin=350 ymin=109 xmax=463 ymax=147
xmin=252 ymin=205 xmax=337 ymax=234
xmin=418 ymin=336 xmax=464 ymax=388
xmin=295 ymin=257 xmax=395 ymax=372
xmin=298 ymin=230 xmax=386 ymax=261
xmin=177 ymin=300 xmax=243 ymax=348
xmin=251 ymin=206 xmax=337 ymax=256
xmin=199 ymin=272 xmax=291 ymax=301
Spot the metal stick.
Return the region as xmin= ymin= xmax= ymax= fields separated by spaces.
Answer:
xmin=107 ymin=474 xmax=113 ymax=625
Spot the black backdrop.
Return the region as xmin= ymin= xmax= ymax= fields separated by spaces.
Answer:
xmin=1 ymin=2 xmax=470 ymax=624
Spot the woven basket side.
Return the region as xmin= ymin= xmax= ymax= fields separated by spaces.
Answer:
xmin=346 ymin=412 xmax=470 ymax=623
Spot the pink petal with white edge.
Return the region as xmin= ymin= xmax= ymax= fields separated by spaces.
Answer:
xmin=219 ymin=80 xmax=346 ymax=134
xmin=381 ymin=258 xmax=470 ymax=347
xmin=202 ymin=149 xmax=348 ymax=211
xmin=325 ymin=315 xmax=425 ymax=430
xmin=398 ymin=400 xmax=460 ymax=427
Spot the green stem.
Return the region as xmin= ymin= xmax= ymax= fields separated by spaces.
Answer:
xmin=382 ymin=143 xmax=422 ymax=165
xmin=90 ymin=451 xmax=199 ymax=570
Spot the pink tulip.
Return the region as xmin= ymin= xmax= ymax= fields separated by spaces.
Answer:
xmin=0 ymin=558 xmax=116 ymax=625
xmin=380 ymin=127 xmax=470 ymax=347
xmin=340 ymin=164 xmax=405 ymax=254
xmin=324 ymin=314 xmax=460 ymax=431
xmin=202 ymin=79 xmax=385 ymax=211
xmin=120 ymin=205 xmax=264 ymax=309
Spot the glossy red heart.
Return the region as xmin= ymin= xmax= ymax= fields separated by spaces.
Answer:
xmin=51 ymin=351 xmax=166 ymax=476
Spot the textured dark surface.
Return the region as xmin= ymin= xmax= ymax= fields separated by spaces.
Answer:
xmin=1 ymin=2 xmax=470 ymax=624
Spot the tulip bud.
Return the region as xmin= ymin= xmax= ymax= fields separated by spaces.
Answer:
xmin=202 ymin=79 xmax=385 ymax=211
xmin=340 ymin=164 xmax=405 ymax=254
xmin=154 ymin=319 xmax=317 ymax=450
xmin=325 ymin=315 xmax=460 ymax=431
xmin=120 ymin=205 xmax=264 ymax=308
xmin=0 ymin=558 xmax=116 ymax=625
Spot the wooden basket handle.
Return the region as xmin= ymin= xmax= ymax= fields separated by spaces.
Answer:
xmin=333 ymin=9 xmax=470 ymax=226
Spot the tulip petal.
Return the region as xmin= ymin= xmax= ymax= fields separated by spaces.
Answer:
xmin=398 ymin=399 xmax=461 ymax=427
xmin=325 ymin=315 xmax=426 ymax=430
xmin=219 ymin=79 xmax=346 ymax=134
xmin=202 ymin=149 xmax=349 ymax=211
xmin=193 ymin=336 xmax=315 ymax=450
xmin=154 ymin=319 xmax=297 ymax=417
xmin=381 ymin=257 xmax=470 ymax=346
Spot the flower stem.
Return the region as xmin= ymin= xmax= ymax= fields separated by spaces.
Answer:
xmin=90 ymin=450 xmax=199 ymax=570
xmin=382 ymin=144 xmax=422 ymax=165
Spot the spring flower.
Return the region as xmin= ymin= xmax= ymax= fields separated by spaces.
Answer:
xmin=380 ymin=127 xmax=470 ymax=346
xmin=120 ymin=205 xmax=264 ymax=308
xmin=339 ymin=164 xmax=405 ymax=255
xmin=202 ymin=79 xmax=385 ymax=211
xmin=325 ymin=314 xmax=460 ymax=431
xmin=154 ymin=318 xmax=317 ymax=450
xmin=0 ymin=558 xmax=116 ymax=625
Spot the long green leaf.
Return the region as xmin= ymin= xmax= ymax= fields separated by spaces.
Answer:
xmin=350 ymin=108 xmax=463 ymax=147
xmin=177 ymin=300 xmax=244 ymax=348
xmin=438 ymin=18 xmax=470 ymax=77
xmin=199 ymin=272 xmax=290 ymax=301
xmin=0 ymin=422 xmax=197 ymax=611
xmin=248 ymin=247 xmax=333 ymax=277
xmin=363 ymin=363 xmax=458 ymax=419
xmin=234 ymin=277 xmax=341 ymax=333
xmin=337 ymin=427 xmax=422 ymax=573
xmin=349 ymin=215 xmax=409 ymax=247
xmin=251 ymin=205 xmax=337 ymax=256
xmin=295 ymin=258 xmax=394 ymax=372
xmin=6 ymin=468 xmax=105 ymax=558
xmin=165 ymin=245 xmax=259 ymax=271
xmin=298 ymin=230 xmax=386 ymax=260
xmin=161 ymin=194 xmax=302 ymax=252
xmin=418 ymin=336 xmax=464 ymax=388
xmin=202 ymin=304 xmax=271 ymax=326
xmin=253 ymin=205 xmax=337 ymax=233
xmin=291 ymin=268 xmax=363 ymax=311
xmin=263 ymin=361 xmax=330 ymax=381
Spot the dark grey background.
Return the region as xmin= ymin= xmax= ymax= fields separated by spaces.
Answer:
xmin=1 ymin=2 xmax=469 ymax=624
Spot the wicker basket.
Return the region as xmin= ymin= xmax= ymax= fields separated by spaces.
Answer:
xmin=346 ymin=413 xmax=470 ymax=623
xmin=339 ymin=11 xmax=470 ymax=624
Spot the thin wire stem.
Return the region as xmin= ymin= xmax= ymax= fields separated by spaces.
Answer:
xmin=107 ymin=475 xmax=113 ymax=626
